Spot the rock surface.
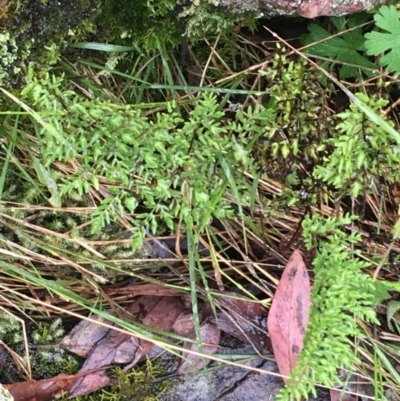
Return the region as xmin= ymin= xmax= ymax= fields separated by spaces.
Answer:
xmin=160 ymin=353 xmax=330 ymax=401
xmin=221 ymin=0 xmax=388 ymax=18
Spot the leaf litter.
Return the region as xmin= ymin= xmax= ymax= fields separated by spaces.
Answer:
xmin=1 ymin=282 xmax=272 ymax=400
xmin=5 ymin=250 xmax=316 ymax=400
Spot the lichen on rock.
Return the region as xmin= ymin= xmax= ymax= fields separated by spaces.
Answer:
xmin=0 ymin=0 xmax=98 ymax=87
xmin=0 ymin=0 xmax=262 ymax=87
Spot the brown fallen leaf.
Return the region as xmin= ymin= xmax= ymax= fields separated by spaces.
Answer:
xmin=216 ymin=293 xmax=266 ymax=318
xmin=67 ymin=296 xmax=186 ymax=398
xmin=177 ymin=322 xmax=221 ymax=375
xmin=50 ymin=283 xmax=185 ymax=307
xmin=60 ymin=296 xmax=159 ymax=358
xmin=211 ymin=293 xmax=270 ymax=353
xmin=123 ymin=296 xmax=187 ymax=369
xmin=267 ymin=249 xmax=311 ymax=382
xmin=58 ymin=288 xmax=271 ymax=399
xmin=5 ymin=373 xmax=80 ymax=401
xmin=106 ymin=283 xmax=184 ymax=298
xmin=171 ymin=311 xmax=196 ymax=338
xmin=59 ymin=315 xmax=112 ymax=358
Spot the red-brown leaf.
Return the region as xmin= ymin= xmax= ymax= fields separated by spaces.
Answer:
xmin=171 ymin=311 xmax=196 ymax=337
xmin=212 ymin=292 xmax=270 ymax=352
xmin=59 ymin=296 xmax=160 ymax=358
xmin=177 ymin=322 xmax=220 ymax=375
xmin=267 ymin=249 xmax=311 ymax=382
xmin=67 ymin=296 xmax=186 ymax=398
xmin=5 ymin=374 xmax=80 ymax=401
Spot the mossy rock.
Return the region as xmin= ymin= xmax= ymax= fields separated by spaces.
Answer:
xmin=0 ymin=0 xmax=259 ymax=87
xmin=0 ymin=0 xmax=98 ymax=87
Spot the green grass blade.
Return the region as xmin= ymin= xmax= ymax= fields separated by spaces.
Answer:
xmin=69 ymin=42 xmax=142 ymax=53
xmin=0 ymin=117 xmax=19 ymax=199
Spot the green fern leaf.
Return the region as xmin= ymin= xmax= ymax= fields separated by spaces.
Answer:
xmin=365 ymin=5 xmax=400 ymax=74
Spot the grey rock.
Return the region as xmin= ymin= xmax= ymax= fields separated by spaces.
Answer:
xmin=160 ymin=356 xmax=330 ymax=401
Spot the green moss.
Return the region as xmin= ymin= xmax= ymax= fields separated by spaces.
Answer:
xmin=64 ymin=360 xmax=172 ymax=401
xmin=95 ymin=0 xmax=259 ymax=52
xmin=0 ymin=31 xmax=20 ymax=84
xmin=0 ymin=310 xmax=23 ymax=344
xmin=180 ymin=0 xmax=259 ymax=38
xmin=0 ymin=173 xmax=149 ymax=279
xmin=0 ymin=0 xmax=98 ymax=87
xmin=0 ymin=314 xmax=81 ymax=382
xmin=29 ymin=319 xmax=81 ymax=379
xmin=96 ymin=0 xmax=183 ymax=51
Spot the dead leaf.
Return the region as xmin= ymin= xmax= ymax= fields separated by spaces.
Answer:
xmin=5 ymin=373 xmax=80 ymax=401
xmin=58 ymin=289 xmax=271 ymax=399
xmin=51 ymin=283 xmax=185 ymax=307
xmin=177 ymin=322 xmax=221 ymax=375
xmin=216 ymin=293 xmax=266 ymax=318
xmin=61 ymin=296 xmax=160 ymax=397
xmin=171 ymin=312 xmax=195 ymax=337
xmin=211 ymin=293 xmax=270 ymax=352
xmin=267 ymin=249 xmax=311 ymax=382
xmin=123 ymin=296 xmax=187 ymax=369
xmin=59 ymin=315 xmax=112 ymax=358
xmin=60 ymin=296 xmax=159 ymax=358
xmin=67 ymin=296 xmax=186 ymax=398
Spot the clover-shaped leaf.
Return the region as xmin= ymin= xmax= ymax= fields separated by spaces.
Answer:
xmin=302 ymin=13 xmax=377 ymax=79
xmin=365 ymin=5 xmax=400 ymax=74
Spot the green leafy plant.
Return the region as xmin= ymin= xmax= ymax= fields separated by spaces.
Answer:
xmin=278 ymin=214 xmax=385 ymax=400
xmin=314 ymin=92 xmax=400 ymax=197
xmin=3 ymin=7 xmax=400 ymax=399
xmin=16 ymin=70 xmax=273 ymax=249
xmin=301 ymin=13 xmax=377 ymax=79
xmin=0 ymin=165 xmax=149 ymax=279
xmin=387 ymin=300 xmax=400 ymax=333
xmin=60 ymin=360 xmax=170 ymax=401
xmin=365 ymin=5 xmax=400 ymax=75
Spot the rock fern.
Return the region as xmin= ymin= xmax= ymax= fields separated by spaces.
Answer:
xmin=19 ymin=70 xmax=272 ymax=249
